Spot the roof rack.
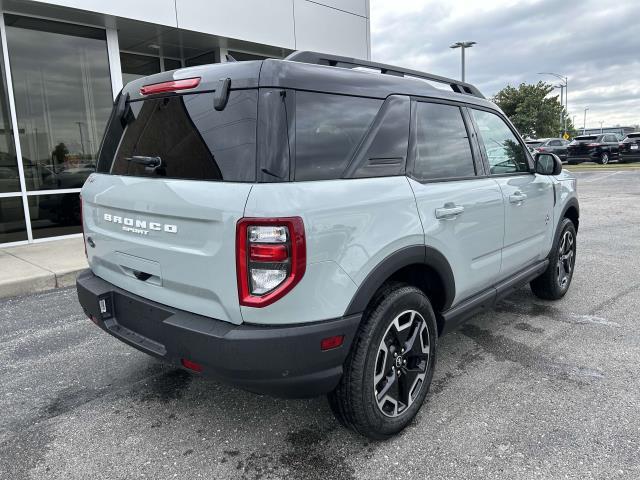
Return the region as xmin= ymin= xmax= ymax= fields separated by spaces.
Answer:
xmin=284 ymin=51 xmax=485 ymax=99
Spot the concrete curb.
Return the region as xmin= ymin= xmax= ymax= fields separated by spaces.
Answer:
xmin=0 ymin=237 xmax=87 ymax=300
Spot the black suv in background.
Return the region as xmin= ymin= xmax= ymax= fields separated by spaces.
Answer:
xmin=567 ymin=134 xmax=620 ymax=165
xmin=619 ymin=132 xmax=640 ymax=163
xmin=525 ymin=138 xmax=569 ymax=161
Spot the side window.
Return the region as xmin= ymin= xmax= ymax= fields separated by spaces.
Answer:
xmin=413 ymin=102 xmax=476 ymax=181
xmin=548 ymin=140 xmax=562 ymax=146
xmin=295 ymin=92 xmax=382 ymax=181
xmin=348 ymin=95 xmax=410 ymax=179
xmin=471 ymin=109 xmax=530 ymax=174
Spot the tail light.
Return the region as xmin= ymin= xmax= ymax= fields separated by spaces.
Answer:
xmin=537 ymin=147 xmax=546 ymax=152
xmin=236 ymin=217 xmax=306 ymax=307
xmin=140 ymin=77 xmax=200 ymax=95
xmin=587 ymin=143 xmax=601 ymax=147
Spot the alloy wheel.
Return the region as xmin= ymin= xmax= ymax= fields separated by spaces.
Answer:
xmin=601 ymin=153 xmax=609 ymax=164
xmin=557 ymin=230 xmax=575 ymax=289
xmin=373 ymin=310 xmax=430 ymax=417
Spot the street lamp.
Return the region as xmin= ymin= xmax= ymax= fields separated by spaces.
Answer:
xmin=538 ymin=72 xmax=568 ymax=135
xmin=450 ymin=41 xmax=476 ymax=82
xmin=583 ymin=107 xmax=589 ymax=134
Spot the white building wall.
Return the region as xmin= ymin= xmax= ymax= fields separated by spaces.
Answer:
xmin=31 ymin=0 xmax=370 ymax=58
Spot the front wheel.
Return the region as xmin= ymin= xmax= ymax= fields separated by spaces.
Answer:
xmin=530 ymin=218 xmax=577 ymax=300
xmin=328 ymin=284 xmax=437 ymax=439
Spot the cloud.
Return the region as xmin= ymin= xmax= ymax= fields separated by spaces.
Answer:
xmin=370 ymin=0 xmax=640 ymax=127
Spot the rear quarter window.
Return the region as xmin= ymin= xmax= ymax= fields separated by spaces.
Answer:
xmin=294 ymin=92 xmax=382 ymax=181
xmin=98 ymin=90 xmax=258 ymax=182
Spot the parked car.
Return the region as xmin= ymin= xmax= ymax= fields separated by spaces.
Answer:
xmin=525 ymin=138 xmax=570 ymax=161
xmin=619 ymin=132 xmax=640 ymax=163
xmin=76 ymin=51 xmax=579 ymax=439
xmin=567 ymin=134 xmax=620 ymax=164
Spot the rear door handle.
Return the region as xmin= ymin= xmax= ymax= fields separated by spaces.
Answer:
xmin=435 ymin=203 xmax=464 ymax=219
xmin=509 ymin=191 xmax=527 ymax=204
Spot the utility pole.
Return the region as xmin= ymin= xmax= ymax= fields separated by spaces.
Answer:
xmin=583 ymin=108 xmax=589 ymax=135
xmin=450 ymin=41 xmax=476 ymax=82
xmin=539 ymin=72 xmax=568 ymax=135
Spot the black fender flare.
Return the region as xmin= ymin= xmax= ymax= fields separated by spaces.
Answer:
xmin=343 ymin=245 xmax=456 ymax=316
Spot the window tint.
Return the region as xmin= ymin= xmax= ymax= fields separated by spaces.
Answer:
xmin=413 ymin=102 xmax=475 ymax=181
xmin=471 ymin=109 xmax=530 ymax=174
xmin=349 ymin=96 xmax=410 ymax=178
xmin=99 ymin=90 xmax=257 ymax=182
xmin=295 ymin=92 xmax=382 ymax=181
xmin=548 ymin=140 xmax=562 ymax=146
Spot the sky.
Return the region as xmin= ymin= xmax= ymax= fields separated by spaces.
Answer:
xmin=370 ymin=0 xmax=640 ymax=129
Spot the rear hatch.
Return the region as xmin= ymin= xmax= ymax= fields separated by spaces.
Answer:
xmin=621 ymin=133 xmax=640 ymax=154
xmin=568 ymin=135 xmax=598 ymax=155
xmin=81 ymin=63 xmax=262 ymax=324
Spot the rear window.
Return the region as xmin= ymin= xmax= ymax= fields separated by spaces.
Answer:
xmin=294 ymin=92 xmax=382 ymax=181
xmin=574 ymin=136 xmax=598 ymax=141
xmin=98 ymin=90 xmax=258 ymax=182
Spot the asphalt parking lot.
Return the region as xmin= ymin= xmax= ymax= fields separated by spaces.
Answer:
xmin=2 ymin=168 xmax=639 ymax=480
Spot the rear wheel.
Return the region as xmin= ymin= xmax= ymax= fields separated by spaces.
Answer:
xmin=597 ymin=152 xmax=609 ymax=165
xmin=328 ymin=284 xmax=437 ymax=439
xmin=530 ymin=218 xmax=577 ymax=300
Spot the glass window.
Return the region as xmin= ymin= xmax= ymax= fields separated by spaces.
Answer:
xmin=548 ymin=140 xmax=562 ymax=146
xmin=227 ymin=51 xmax=270 ymax=62
xmin=413 ymin=102 xmax=475 ymax=181
xmin=295 ymin=92 xmax=381 ymax=181
xmin=28 ymin=193 xmax=81 ymax=239
xmin=0 ymin=39 xmax=19 ymax=194
xmin=0 ymin=197 xmax=27 ymax=243
xmin=471 ymin=109 xmax=530 ymax=174
xmin=5 ymin=15 xmax=113 ymax=192
xmin=99 ymin=90 xmax=258 ymax=182
xmin=186 ymin=52 xmax=216 ymax=67
xmin=350 ymin=96 xmax=410 ymax=178
xmin=163 ymin=58 xmax=182 ymax=71
xmin=120 ymin=52 xmax=161 ymax=86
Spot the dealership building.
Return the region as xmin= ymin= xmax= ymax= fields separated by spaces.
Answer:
xmin=0 ymin=0 xmax=371 ymax=246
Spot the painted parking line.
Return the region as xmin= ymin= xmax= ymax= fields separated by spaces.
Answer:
xmin=579 ymin=171 xmax=622 ymax=183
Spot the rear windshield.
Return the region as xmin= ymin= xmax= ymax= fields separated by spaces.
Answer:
xmin=574 ymin=136 xmax=598 ymax=141
xmin=97 ymin=90 xmax=258 ymax=181
xmin=525 ymin=141 xmax=543 ymax=147
xmin=627 ymin=133 xmax=640 ymax=139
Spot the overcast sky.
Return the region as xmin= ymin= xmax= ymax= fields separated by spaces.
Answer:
xmin=370 ymin=0 xmax=640 ymax=128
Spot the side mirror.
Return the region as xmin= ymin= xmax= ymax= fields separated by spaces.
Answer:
xmin=535 ymin=152 xmax=562 ymax=175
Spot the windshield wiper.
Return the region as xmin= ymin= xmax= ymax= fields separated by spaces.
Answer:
xmin=124 ymin=156 xmax=162 ymax=168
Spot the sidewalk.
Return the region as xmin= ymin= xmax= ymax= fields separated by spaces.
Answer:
xmin=0 ymin=237 xmax=87 ymax=299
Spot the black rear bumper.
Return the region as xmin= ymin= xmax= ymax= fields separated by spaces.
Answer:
xmin=76 ymin=270 xmax=360 ymax=398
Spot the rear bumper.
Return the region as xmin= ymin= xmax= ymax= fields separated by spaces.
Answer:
xmin=76 ymin=269 xmax=360 ymax=398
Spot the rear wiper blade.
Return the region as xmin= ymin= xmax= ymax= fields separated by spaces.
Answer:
xmin=124 ymin=156 xmax=162 ymax=168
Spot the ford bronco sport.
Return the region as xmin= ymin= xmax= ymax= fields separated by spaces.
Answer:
xmin=76 ymin=51 xmax=579 ymax=439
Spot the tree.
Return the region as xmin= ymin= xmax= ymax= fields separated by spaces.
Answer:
xmin=493 ymin=81 xmax=574 ymax=138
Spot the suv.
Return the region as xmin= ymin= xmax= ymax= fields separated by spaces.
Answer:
xmin=76 ymin=51 xmax=579 ymax=439
xmin=567 ymin=134 xmax=620 ymax=164
xmin=619 ymin=132 xmax=640 ymax=163
xmin=525 ymin=138 xmax=570 ymax=161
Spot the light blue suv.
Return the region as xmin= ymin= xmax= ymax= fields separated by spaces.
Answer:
xmin=76 ymin=51 xmax=579 ymax=439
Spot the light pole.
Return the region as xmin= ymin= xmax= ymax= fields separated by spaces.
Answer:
xmin=450 ymin=41 xmax=476 ymax=82
xmin=583 ymin=107 xmax=589 ymax=134
xmin=538 ymin=72 xmax=568 ymax=135
xmin=554 ymin=84 xmax=565 ymax=135
xmin=600 ymin=121 xmax=604 ymax=134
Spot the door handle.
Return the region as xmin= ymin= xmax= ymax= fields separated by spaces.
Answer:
xmin=509 ymin=191 xmax=527 ymax=204
xmin=435 ymin=203 xmax=464 ymax=219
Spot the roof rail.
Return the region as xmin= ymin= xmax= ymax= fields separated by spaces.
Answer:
xmin=284 ymin=51 xmax=485 ymax=99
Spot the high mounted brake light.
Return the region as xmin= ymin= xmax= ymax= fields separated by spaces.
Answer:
xmin=140 ymin=77 xmax=201 ymax=96
xmin=236 ymin=217 xmax=306 ymax=307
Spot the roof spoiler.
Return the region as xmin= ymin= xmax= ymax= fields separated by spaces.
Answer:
xmin=284 ymin=51 xmax=485 ymax=99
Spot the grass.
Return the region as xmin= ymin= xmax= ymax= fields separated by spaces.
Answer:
xmin=564 ymin=162 xmax=640 ymax=171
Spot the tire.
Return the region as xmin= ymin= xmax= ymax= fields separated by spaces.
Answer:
xmin=530 ymin=218 xmax=577 ymax=300
xmin=597 ymin=152 xmax=609 ymax=165
xmin=328 ymin=283 xmax=437 ymax=439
